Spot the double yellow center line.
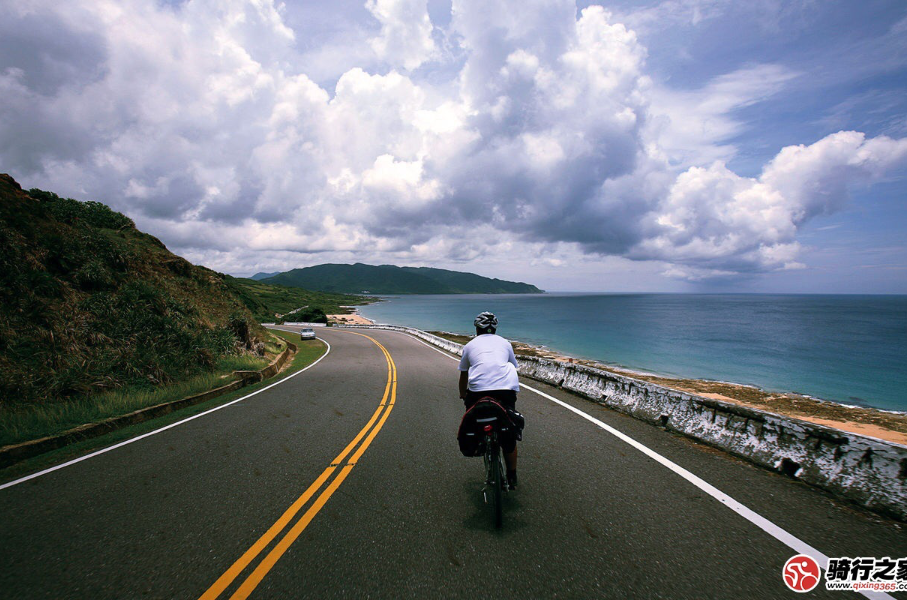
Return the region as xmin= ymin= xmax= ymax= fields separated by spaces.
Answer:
xmin=199 ymin=332 xmax=397 ymax=600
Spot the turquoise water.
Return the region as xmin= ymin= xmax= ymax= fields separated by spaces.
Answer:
xmin=359 ymin=294 xmax=907 ymax=412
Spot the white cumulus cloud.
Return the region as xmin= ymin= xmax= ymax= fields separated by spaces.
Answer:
xmin=635 ymin=131 xmax=907 ymax=273
xmin=366 ymin=0 xmax=436 ymax=70
xmin=2 ymin=0 xmax=905 ymax=284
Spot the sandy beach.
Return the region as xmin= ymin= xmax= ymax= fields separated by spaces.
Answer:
xmin=429 ymin=331 xmax=907 ymax=447
xmin=327 ymin=312 xmax=375 ymax=325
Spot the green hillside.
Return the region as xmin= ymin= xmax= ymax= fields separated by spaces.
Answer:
xmin=399 ymin=266 xmax=543 ymax=294
xmin=224 ymin=276 xmax=367 ymax=323
xmin=262 ymin=263 xmax=543 ymax=294
xmin=0 ymin=174 xmax=311 ymax=406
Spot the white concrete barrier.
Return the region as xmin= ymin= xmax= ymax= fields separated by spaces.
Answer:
xmin=344 ymin=323 xmax=907 ymax=521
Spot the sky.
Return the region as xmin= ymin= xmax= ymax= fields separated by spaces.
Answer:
xmin=2 ymin=0 xmax=906 ymax=293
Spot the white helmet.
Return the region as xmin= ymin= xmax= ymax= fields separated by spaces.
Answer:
xmin=474 ymin=311 xmax=498 ymax=330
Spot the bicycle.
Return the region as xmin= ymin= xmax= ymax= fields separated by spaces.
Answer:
xmin=481 ymin=424 xmax=508 ymax=529
xmin=458 ymin=397 xmax=522 ymax=530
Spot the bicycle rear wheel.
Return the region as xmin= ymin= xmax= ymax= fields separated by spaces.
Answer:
xmin=489 ymin=442 xmax=503 ymax=529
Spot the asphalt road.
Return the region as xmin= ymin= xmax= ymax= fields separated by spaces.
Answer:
xmin=1 ymin=327 xmax=904 ymax=599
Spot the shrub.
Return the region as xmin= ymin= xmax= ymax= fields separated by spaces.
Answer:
xmin=27 ymin=189 xmax=134 ymax=230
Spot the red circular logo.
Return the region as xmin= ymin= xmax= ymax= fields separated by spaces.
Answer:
xmin=783 ymin=555 xmax=821 ymax=593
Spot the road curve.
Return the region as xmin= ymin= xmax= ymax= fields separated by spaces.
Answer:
xmin=0 ymin=327 xmax=904 ymax=599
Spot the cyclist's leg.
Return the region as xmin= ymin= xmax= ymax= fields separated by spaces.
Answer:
xmin=504 ymin=445 xmax=517 ymax=471
xmin=494 ymin=390 xmax=519 ymax=486
xmin=503 ymin=443 xmax=518 ymax=489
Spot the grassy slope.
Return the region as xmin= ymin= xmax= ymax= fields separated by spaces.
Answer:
xmin=0 ymin=350 xmax=271 ymax=447
xmin=0 ymin=330 xmax=327 ymax=482
xmin=0 ymin=175 xmax=360 ymax=454
xmin=0 ymin=174 xmax=266 ymax=405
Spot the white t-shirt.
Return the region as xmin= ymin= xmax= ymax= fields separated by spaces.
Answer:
xmin=458 ymin=334 xmax=520 ymax=392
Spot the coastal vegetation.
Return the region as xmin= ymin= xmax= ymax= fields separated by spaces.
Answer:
xmin=261 ymin=263 xmax=543 ymax=294
xmin=224 ymin=276 xmax=367 ymax=323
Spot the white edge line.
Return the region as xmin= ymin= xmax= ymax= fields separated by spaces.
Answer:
xmin=0 ymin=334 xmax=331 ymax=492
xmin=391 ymin=329 xmax=893 ymax=600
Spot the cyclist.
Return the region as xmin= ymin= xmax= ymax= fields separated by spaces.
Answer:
xmin=458 ymin=311 xmax=520 ymax=489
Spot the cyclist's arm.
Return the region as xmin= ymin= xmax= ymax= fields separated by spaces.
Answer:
xmin=458 ymin=346 xmax=471 ymax=399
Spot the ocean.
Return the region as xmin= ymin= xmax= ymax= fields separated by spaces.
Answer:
xmin=358 ymin=293 xmax=907 ymax=413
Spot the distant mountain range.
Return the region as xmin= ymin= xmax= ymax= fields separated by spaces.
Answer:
xmin=250 ymin=271 xmax=280 ymax=281
xmin=260 ymin=263 xmax=543 ymax=295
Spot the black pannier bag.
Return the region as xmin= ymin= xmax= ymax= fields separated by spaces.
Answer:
xmin=457 ymin=398 xmax=525 ymax=457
